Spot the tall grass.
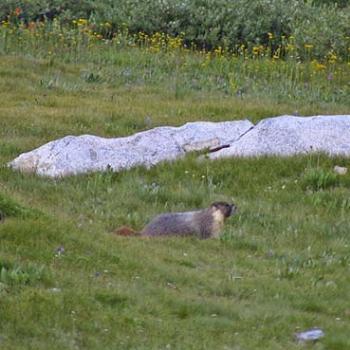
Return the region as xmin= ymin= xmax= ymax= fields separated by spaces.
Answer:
xmin=0 ymin=18 xmax=349 ymax=107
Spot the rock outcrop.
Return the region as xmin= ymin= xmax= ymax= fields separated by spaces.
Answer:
xmin=8 ymin=120 xmax=253 ymax=177
xmin=210 ymin=115 xmax=350 ymax=159
xmin=8 ymin=115 xmax=350 ymax=177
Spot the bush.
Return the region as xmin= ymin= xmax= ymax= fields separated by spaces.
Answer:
xmin=301 ymin=168 xmax=339 ymax=191
xmin=292 ymin=2 xmax=350 ymax=60
xmin=312 ymin=0 xmax=349 ymax=8
xmin=0 ymin=260 xmax=47 ymax=286
xmin=0 ymin=0 xmax=349 ymax=59
xmin=0 ymin=192 xmax=42 ymax=219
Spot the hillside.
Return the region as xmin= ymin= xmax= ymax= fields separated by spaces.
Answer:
xmin=0 ymin=5 xmax=350 ymax=349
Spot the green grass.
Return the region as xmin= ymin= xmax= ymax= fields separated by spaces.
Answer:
xmin=0 ymin=38 xmax=350 ymax=349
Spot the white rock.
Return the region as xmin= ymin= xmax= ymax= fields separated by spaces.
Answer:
xmin=333 ymin=165 xmax=348 ymax=175
xmin=9 ymin=115 xmax=350 ymax=178
xmin=210 ymin=115 xmax=350 ymax=159
xmin=9 ymin=120 xmax=253 ymax=177
xmin=295 ymin=328 xmax=325 ymax=342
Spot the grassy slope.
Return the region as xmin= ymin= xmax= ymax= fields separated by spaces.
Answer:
xmin=0 ymin=52 xmax=350 ymax=349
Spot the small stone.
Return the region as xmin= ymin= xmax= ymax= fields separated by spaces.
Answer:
xmin=55 ymin=246 xmax=65 ymax=255
xmin=266 ymin=250 xmax=275 ymax=258
xmin=334 ymin=165 xmax=348 ymax=175
xmin=166 ymin=282 xmax=177 ymax=289
xmin=295 ymin=328 xmax=325 ymax=342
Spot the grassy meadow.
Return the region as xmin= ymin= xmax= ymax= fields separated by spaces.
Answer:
xmin=0 ymin=16 xmax=350 ymax=350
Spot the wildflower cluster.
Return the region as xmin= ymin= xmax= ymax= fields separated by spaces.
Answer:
xmin=135 ymin=31 xmax=184 ymax=53
xmin=0 ymin=15 xmax=349 ymax=76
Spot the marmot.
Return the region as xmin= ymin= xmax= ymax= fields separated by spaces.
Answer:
xmin=114 ymin=201 xmax=237 ymax=239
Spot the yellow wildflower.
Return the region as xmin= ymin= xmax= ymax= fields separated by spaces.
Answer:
xmin=327 ymin=51 xmax=337 ymax=64
xmin=252 ymin=46 xmax=259 ymax=55
xmin=214 ymin=46 xmax=223 ymax=56
xmin=316 ymin=63 xmax=326 ymax=71
xmin=77 ymin=18 xmax=88 ymax=26
xmin=312 ymin=60 xmax=326 ymax=71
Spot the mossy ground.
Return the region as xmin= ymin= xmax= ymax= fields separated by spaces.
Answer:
xmin=0 ymin=46 xmax=349 ymax=349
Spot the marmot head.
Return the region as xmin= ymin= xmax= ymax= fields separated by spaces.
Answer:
xmin=210 ymin=201 xmax=237 ymax=218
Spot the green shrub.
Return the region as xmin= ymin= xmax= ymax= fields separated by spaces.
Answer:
xmin=312 ymin=0 xmax=349 ymax=7
xmin=292 ymin=2 xmax=350 ymax=60
xmin=301 ymin=168 xmax=339 ymax=191
xmin=0 ymin=192 xmax=42 ymax=219
xmin=0 ymin=260 xmax=47 ymax=286
xmin=0 ymin=0 xmax=349 ymax=59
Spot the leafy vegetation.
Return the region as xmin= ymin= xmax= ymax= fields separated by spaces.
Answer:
xmin=0 ymin=18 xmax=349 ymax=108
xmin=301 ymin=167 xmax=339 ymax=191
xmin=1 ymin=0 xmax=350 ymax=60
xmin=0 ymin=260 xmax=48 ymax=287
xmin=0 ymin=192 xmax=43 ymax=218
xmin=0 ymin=3 xmax=349 ymax=349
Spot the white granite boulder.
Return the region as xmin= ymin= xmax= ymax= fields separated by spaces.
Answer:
xmin=9 ymin=120 xmax=253 ymax=177
xmin=210 ymin=115 xmax=350 ymax=159
xmin=9 ymin=115 xmax=350 ymax=178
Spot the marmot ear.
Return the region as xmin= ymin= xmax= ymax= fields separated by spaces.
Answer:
xmin=210 ymin=202 xmax=219 ymax=209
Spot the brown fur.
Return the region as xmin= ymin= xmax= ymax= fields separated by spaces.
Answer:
xmin=114 ymin=202 xmax=237 ymax=239
xmin=113 ymin=226 xmax=139 ymax=236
